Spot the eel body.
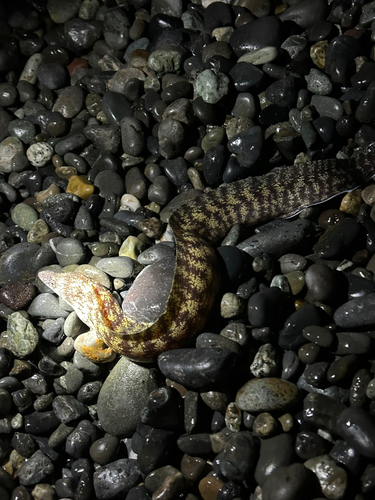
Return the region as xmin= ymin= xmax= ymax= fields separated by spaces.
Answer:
xmin=38 ymin=151 xmax=375 ymax=362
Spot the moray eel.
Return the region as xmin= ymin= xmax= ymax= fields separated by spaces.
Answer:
xmin=38 ymin=150 xmax=375 ymax=362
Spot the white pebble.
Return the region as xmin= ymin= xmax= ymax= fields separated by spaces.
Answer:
xmin=26 ymin=142 xmax=54 ymax=167
xmin=120 ymin=193 xmax=141 ymax=212
xmin=19 ymin=53 xmax=43 ymax=84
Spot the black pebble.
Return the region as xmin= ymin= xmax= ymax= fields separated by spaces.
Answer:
xmin=158 ymin=348 xmax=236 ymax=390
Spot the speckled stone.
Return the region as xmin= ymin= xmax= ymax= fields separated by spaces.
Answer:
xmin=0 ymin=137 xmax=24 ymax=173
xmin=236 ymin=377 xmax=300 ymax=412
xmin=52 ymin=86 xmax=85 ymax=119
xmin=148 ymin=50 xmax=184 ymax=74
xmin=304 ymin=454 xmax=347 ymax=500
xmin=193 ymin=69 xmax=230 ymax=104
xmin=0 ymin=312 xmax=39 ymax=358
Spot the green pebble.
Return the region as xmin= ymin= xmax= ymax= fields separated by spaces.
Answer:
xmin=201 ymin=127 xmax=225 ymax=153
xmin=11 ymin=203 xmax=39 ymax=231
xmin=193 ymin=69 xmax=229 ymax=104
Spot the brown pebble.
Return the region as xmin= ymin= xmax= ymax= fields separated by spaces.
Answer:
xmin=30 ymin=133 xmax=50 ymax=144
xmin=67 ymin=57 xmax=88 ymax=77
xmin=66 ymin=175 xmax=95 ymax=201
xmin=352 ymin=249 xmax=370 ymax=264
xmin=129 ymin=19 xmax=146 ymax=40
xmin=278 ymin=413 xmax=294 ymax=432
xmin=130 ymin=49 xmax=150 ymax=60
xmin=180 ymin=454 xmax=207 ymax=483
xmin=166 ymin=379 xmax=187 ymax=397
xmin=340 ymin=189 xmax=362 ymax=215
xmin=35 ymin=184 xmax=61 ymax=204
xmin=27 ymin=219 xmax=50 ymax=244
xmin=152 ymin=471 xmax=186 ymax=499
xmin=198 ymin=473 xmax=225 ymax=500
xmin=253 ymin=412 xmax=278 ymax=437
xmin=0 ymin=282 xmax=36 ymax=310
xmin=9 ymin=359 xmax=32 ymax=377
xmin=139 ymin=217 xmax=163 ymax=239
xmin=55 ymin=166 xmax=77 ymax=179
xmin=318 ymin=209 xmax=345 ymax=229
xmin=225 ymin=402 xmax=241 ymax=432
xmin=52 ymin=154 xmax=64 ymax=168
xmin=310 ymin=40 xmax=328 ymax=69
xmin=40 ymin=231 xmax=60 ymax=246
xmin=200 ymin=391 xmax=229 ymax=413
xmin=298 ymin=343 xmax=320 ymax=364
xmin=22 ymin=197 xmax=39 ymax=210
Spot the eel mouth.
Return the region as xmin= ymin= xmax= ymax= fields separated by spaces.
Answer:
xmin=38 ymin=270 xmax=57 ymax=290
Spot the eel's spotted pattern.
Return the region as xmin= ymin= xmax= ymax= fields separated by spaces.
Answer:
xmin=38 ymin=151 xmax=375 ymax=362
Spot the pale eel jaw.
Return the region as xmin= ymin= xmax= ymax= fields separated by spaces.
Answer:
xmin=38 ymin=270 xmax=57 ymax=289
xmin=38 ymin=270 xmax=117 ymax=363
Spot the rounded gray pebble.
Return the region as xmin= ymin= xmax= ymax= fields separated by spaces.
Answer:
xmin=55 ymin=238 xmax=85 ymax=266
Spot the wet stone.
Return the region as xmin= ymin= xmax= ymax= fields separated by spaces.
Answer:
xmin=279 ymin=303 xmax=328 ymax=351
xmin=8 ymin=119 xmax=36 ymax=144
xmin=217 ymin=432 xmax=256 ymax=481
xmin=89 ymin=436 xmax=119 ymax=466
xmin=262 ymin=463 xmax=317 ymax=500
xmin=229 ymin=16 xmax=281 ymax=57
xmin=18 ymin=450 xmax=54 ymax=486
xmin=325 ymin=35 xmax=362 ymax=85
xmin=158 ymin=119 xmax=185 ymax=159
xmin=121 ymin=116 xmax=145 ymax=157
xmin=177 ymin=433 xmax=212 ymax=456
xmin=137 ymin=427 xmax=176 ymax=475
xmin=158 ymin=348 xmax=236 ymax=390
xmin=356 ymin=81 xmax=375 ymax=123
xmin=83 ymin=124 xmax=120 ymax=153
xmin=24 ymin=410 xmax=60 ymax=435
xmin=227 ymin=125 xmax=263 ymax=168
xmin=55 ymin=238 xmax=85 ymax=266
xmin=52 ymin=395 xmax=89 ymax=424
xmin=303 ymin=361 xmax=329 ymax=388
xmin=238 ymin=219 xmax=314 ymax=258
xmin=334 ymin=293 xmax=375 ymax=329
xmin=295 ymin=430 xmax=330 ymax=461
xmin=148 ymin=175 xmax=171 ymax=205
xmin=248 ymin=287 xmax=285 ymax=328
xmin=55 ymin=362 xmax=84 ymax=394
xmin=303 ymin=393 xmax=346 ymax=433
xmin=141 ymin=386 xmax=183 ymax=431
xmin=250 ymin=343 xmax=278 ymax=378
xmin=336 ymin=407 xmax=375 ymax=458
xmin=65 ymin=419 xmax=96 ymax=459
xmin=311 ymin=95 xmax=343 ymax=120
xmin=253 ymin=412 xmax=278 ymax=437
xmin=229 ymin=62 xmax=264 ymax=92
xmin=11 ymin=432 xmax=36 ymax=458
xmin=304 ymin=454 xmax=347 ymax=500
xmin=254 ymin=433 xmax=294 ymax=487
xmin=327 ymin=354 xmax=358 ymax=384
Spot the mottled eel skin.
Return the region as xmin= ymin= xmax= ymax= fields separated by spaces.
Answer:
xmin=39 ymin=150 xmax=375 ymax=363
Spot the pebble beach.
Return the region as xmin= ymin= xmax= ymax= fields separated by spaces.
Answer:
xmin=2 ymin=0 xmax=375 ymax=499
